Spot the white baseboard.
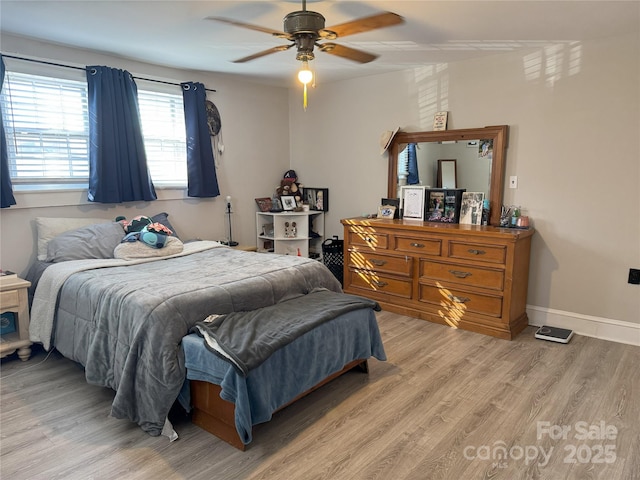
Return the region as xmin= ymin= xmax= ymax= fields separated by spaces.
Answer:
xmin=526 ymin=305 xmax=640 ymax=346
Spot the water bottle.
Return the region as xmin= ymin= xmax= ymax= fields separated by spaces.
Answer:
xmin=481 ymin=199 xmax=490 ymax=225
xmin=511 ymin=206 xmax=521 ymax=227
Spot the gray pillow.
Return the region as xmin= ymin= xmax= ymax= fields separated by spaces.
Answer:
xmin=46 ymin=222 xmax=125 ymax=262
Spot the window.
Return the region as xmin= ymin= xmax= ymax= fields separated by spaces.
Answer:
xmin=1 ymin=70 xmax=187 ymax=186
xmin=138 ymin=89 xmax=187 ymax=184
xmin=1 ymin=72 xmax=89 ymax=182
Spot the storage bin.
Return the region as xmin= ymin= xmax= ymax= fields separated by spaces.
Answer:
xmin=0 ymin=312 xmax=16 ymax=335
xmin=322 ymin=236 xmax=344 ymax=286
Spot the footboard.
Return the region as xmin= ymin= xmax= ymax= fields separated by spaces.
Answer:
xmin=191 ymin=359 xmax=368 ymax=450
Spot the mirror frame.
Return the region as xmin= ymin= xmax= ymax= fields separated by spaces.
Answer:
xmin=387 ymin=125 xmax=509 ymax=227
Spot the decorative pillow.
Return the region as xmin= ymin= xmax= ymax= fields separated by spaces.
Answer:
xmin=151 ymin=212 xmax=179 ymax=239
xmin=45 ymin=222 xmax=126 ymax=263
xmin=36 ymin=216 xmax=112 ymax=261
xmin=114 ymin=236 xmax=184 ymax=260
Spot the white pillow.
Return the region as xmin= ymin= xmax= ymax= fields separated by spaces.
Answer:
xmin=114 ymin=236 xmax=184 ymax=260
xmin=36 ymin=217 xmax=112 ymax=261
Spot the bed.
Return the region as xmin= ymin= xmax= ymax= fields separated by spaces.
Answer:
xmin=27 ymin=216 xmax=386 ymax=444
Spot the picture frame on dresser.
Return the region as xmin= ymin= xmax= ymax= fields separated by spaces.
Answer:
xmin=459 ymin=192 xmax=485 ymax=225
xmin=377 ymin=205 xmax=396 ymax=219
xmin=400 ymin=186 xmax=426 ymax=220
xmin=426 ymin=188 xmax=465 ymax=223
xmin=380 ymin=198 xmax=401 ymax=218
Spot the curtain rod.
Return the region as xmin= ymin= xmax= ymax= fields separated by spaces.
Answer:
xmin=1 ymin=53 xmax=216 ymax=93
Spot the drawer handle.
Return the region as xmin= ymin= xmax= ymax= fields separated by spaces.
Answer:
xmin=370 ymin=259 xmax=387 ymax=267
xmin=467 ymin=249 xmax=486 ymax=255
xmin=372 ymin=280 xmax=388 ymax=288
xmin=365 ymin=237 xmax=375 ymax=243
xmin=410 ymin=242 xmax=425 ymax=248
xmin=448 ymin=294 xmax=470 ymax=303
xmin=449 ymin=269 xmax=472 ymax=278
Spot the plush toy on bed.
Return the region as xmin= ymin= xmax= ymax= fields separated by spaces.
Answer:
xmin=116 ymin=215 xmax=173 ymax=249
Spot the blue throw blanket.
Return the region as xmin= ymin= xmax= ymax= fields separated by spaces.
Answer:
xmin=192 ymin=289 xmax=380 ymax=376
xmin=183 ymin=304 xmax=386 ymax=445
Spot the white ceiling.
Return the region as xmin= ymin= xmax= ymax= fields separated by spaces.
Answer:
xmin=1 ymin=1 xmax=638 ymax=87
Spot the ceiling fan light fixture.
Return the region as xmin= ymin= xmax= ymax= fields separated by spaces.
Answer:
xmin=298 ymin=61 xmax=313 ymax=85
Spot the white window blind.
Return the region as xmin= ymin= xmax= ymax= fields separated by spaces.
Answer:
xmin=1 ymin=69 xmax=188 ymax=186
xmin=1 ymin=72 xmax=90 ymax=182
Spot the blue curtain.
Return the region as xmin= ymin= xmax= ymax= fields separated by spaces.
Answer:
xmin=86 ymin=65 xmax=156 ymax=203
xmin=181 ymin=82 xmax=219 ymax=198
xmin=0 ymin=56 xmax=16 ymax=208
xmin=407 ymin=142 xmax=419 ymax=185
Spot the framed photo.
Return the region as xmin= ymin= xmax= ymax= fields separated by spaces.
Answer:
xmin=280 ymin=195 xmax=297 ymax=211
xmin=305 ymin=187 xmax=329 ymax=212
xmin=254 ymin=197 xmax=272 ymax=212
xmin=426 ymin=190 xmax=445 ymax=221
xmin=426 ymin=188 xmax=465 ymax=223
xmin=377 ymin=205 xmax=396 ymax=219
xmin=381 ymin=198 xmax=400 ymax=218
xmin=459 ymin=192 xmax=485 ymax=225
xmin=401 ymin=186 xmax=425 ymax=220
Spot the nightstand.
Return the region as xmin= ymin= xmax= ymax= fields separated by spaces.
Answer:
xmin=0 ymin=277 xmax=32 ymax=361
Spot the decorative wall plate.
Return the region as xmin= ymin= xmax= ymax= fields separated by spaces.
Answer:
xmin=206 ymin=100 xmax=221 ymax=136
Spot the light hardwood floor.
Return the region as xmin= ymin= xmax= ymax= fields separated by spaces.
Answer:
xmin=1 ymin=311 xmax=639 ymax=480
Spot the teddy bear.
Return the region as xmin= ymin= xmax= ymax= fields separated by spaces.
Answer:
xmin=276 ymin=170 xmax=303 ymax=209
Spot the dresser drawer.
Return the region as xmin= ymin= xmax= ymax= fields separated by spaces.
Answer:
xmin=420 ymin=260 xmax=504 ymax=291
xmin=347 ymin=229 xmax=388 ymax=250
xmin=0 ymin=289 xmax=19 ymax=310
xmin=348 ymin=250 xmax=412 ymax=277
xmin=419 ymin=283 xmax=503 ymax=317
xmin=394 ymin=236 xmax=442 ymax=256
xmin=348 ymin=269 xmax=412 ymax=298
xmin=448 ymin=241 xmax=506 ymax=264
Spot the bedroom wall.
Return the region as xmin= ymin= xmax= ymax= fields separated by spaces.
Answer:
xmin=288 ymin=31 xmax=640 ymax=343
xmin=0 ymin=34 xmax=291 ymax=277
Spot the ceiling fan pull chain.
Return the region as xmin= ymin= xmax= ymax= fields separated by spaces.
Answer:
xmin=303 ymin=83 xmax=308 ymax=110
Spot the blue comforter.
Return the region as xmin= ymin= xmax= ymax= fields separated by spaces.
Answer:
xmin=183 ymin=306 xmax=386 ymax=445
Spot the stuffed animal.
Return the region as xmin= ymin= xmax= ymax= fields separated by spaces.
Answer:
xmin=276 ymin=170 xmax=303 ymax=208
xmin=116 ymin=215 xmax=173 ymax=248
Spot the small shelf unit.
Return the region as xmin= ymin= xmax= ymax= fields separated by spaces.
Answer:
xmin=256 ymin=211 xmax=324 ymax=258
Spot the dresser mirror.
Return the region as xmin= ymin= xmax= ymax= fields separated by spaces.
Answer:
xmin=387 ymin=125 xmax=508 ymax=226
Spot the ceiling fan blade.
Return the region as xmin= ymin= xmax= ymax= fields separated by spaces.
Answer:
xmin=206 ymin=16 xmax=291 ymax=40
xmin=317 ymin=43 xmax=378 ymax=64
xmin=233 ymin=44 xmax=294 ymax=63
xmin=321 ymin=12 xmax=404 ymax=39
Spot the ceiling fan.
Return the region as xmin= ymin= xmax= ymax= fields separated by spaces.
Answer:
xmin=207 ymin=0 xmax=405 ymax=64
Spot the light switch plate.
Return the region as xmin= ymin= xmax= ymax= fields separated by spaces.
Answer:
xmin=509 ymin=176 xmax=518 ymax=188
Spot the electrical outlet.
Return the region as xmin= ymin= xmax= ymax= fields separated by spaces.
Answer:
xmin=629 ymin=268 xmax=640 ymax=285
xmin=509 ymin=176 xmax=518 ymax=189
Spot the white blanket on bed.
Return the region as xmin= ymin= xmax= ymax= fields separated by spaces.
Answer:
xmin=29 ymin=241 xmax=222 ymax=350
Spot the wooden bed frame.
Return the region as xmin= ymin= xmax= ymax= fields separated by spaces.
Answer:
xmin=190 ymin=359 xmax=369 ymax=450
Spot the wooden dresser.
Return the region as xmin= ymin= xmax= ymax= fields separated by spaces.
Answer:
xmin=341 ymin=218 xmax=534 ymax=340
